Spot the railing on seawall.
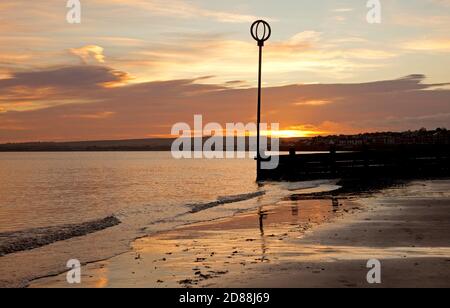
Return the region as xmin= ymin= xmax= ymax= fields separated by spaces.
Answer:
xmin=259 ymin=145 xmax=450 ymax=181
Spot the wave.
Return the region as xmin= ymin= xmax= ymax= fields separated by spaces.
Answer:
xmin=188 ymin=191 xmax=266 ymax=213
xmin=0 ymin=216 xmax=121 ymax=256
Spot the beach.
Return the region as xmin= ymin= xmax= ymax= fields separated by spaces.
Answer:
xmin=29 ymin=180 xmax=450 ymax=288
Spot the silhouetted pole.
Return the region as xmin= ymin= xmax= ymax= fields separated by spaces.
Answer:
xmin=251 ymin=20 xmax=271 ymax=181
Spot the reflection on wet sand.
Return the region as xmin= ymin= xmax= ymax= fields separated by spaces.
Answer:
xmin=332 ymin=197 xmax=340 ymax=212
xmin=94 ymin=265 xmax=109 ymax=288
xmin=258 ymin=208 xmax=268 ymax=236
xmin=27 ymin=181 xmax=450 ymax=288
xmin=30 ymin=197 xmax=362 ymax=288
xmin=258 ymin=207 xmax=269 ymax=263
xmin=291 ymin=205 xmax=299 ymax=216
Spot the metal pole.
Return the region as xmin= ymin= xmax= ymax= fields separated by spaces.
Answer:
xmin=251 ymin=20 xmax=271 ymax=181
xmin=257 ymin=44 xmax=263 ymax=180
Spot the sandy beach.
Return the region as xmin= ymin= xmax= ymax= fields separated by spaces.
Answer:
xmin=28 ymin=180 xmax=450 ymax=288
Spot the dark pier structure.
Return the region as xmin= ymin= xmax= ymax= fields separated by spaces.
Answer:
xmin=259 ymin=145 xmax=450 ymax=181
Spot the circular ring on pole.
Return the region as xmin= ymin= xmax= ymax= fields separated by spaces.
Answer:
xmin=251 ymin=20 xmax=271 ymax=46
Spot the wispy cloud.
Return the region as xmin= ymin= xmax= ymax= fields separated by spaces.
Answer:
xmin=332 ymin=8 xmax=355 ymax=13
xmin=115 ymin=30 xmax=399 ymax=84
xmin=104 ymin=0 xmax=266 ymax=23
xmin=62 ymin=111 xmax=116 ymax=120
xmin=392 ymin=13 xmax=450 ymax=27
xmin=401 ymin=39 xmax=450 ymax=52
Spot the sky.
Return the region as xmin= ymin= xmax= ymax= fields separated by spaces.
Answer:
xmin=0 ymin=0 xmax=449 ymax=142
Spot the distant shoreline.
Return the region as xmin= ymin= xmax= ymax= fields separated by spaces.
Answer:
xmin=0 ymin=128 xmax=448 ymax=152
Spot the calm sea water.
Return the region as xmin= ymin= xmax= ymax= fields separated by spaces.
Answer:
xmin=0 ymin=152 xmax=260 ymax=232
xmin=0 ymin=152 xmax=341 ymax=235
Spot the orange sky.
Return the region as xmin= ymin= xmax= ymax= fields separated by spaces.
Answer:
xmin=0 ymin=0 xmax=449 ymax=142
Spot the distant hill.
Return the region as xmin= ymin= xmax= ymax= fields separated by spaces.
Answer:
xmin=0 ymin=138 xmax=176 ymax=152
xmin=0 ymin=137 xmax=260 ymax=152
xmin=0 ymin=136 xmax=286 ymax=152
xmin=0 ymin=128 xmax=447 ymax=152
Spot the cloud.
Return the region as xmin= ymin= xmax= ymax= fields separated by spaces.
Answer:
xmin=0 ymin=65 xmax=449 ymax=142
xmin=392 ymin=13 xmax=450 ymax=27
xmin=332 ymin=8 xmax=354 ymax=13
xmin=62 ymin=111 xmax=116 ymax=120
xmin=401 ymin=39 xmax=450 ymax=53
xmin=0 ymin=66 xmax=130 ymax=112
xmin=103 ymin=0 xmax=264 ymax=23
xmin=288 ymin=31 xmax=322 ymax=46
xmin=294 ymin=99 xmax=334 ymax=106
xmin=0 ymin=65 xmax=128 ymax=90
xmin=117 ymin=31 xmax=398 ymax=84
xmin=92 ymin=37 xmax=146 ymax=47
xmin=70 ymin=45 xmax=106 ymax=64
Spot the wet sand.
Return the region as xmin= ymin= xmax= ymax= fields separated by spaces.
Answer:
xmin=30 ymin=181 xmax=450 ymax=288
